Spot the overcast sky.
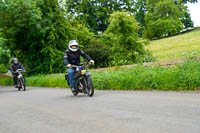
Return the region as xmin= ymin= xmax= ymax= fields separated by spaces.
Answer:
xmin=187 ymin=1 xmax=200 ymax=27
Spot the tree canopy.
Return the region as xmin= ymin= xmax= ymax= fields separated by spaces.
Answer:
xmin=66 ymin=0 xmax=136 ymax=33
xmin=0 ymin=0 xmax=198 ymax=74
xmin=0 ymin=0 xmax=92 ymax=74
xmin=143 ymin=0 xmax=184 ymax=39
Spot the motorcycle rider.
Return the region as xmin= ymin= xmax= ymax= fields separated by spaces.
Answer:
xmin=10 ymin=58 xmax=25 ymax=88
xmin=63 ymin=40 xmax=94 ymax=92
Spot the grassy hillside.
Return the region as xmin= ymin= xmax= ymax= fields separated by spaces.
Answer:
xmin=147 ymin=28 xmax=200 ymax=61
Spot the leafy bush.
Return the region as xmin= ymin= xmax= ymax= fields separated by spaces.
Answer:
xmin=84 ymin=38 xmax=111 ymax=68
xmin=0 ymin=64 xmax=8 ymax=74
xmin=101 ymin=11 xmax=150 ymax=66
xmin=0 ymin=77 xmax=12 ymax=85
xmin=134 ymin=50 xmax=156 ymax=63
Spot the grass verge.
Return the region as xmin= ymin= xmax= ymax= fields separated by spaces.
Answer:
xmin=1 ymin=60 xmax=200 ymax=91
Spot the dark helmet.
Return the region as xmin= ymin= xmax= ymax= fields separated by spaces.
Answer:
xmin=12 ymin=58 xmax=19 ymax=64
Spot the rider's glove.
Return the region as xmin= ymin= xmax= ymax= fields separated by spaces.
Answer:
xmin=67 ymin=64 xmax=72 ymax=68
xmin=89 ymin=60 xmax=95 ymax=65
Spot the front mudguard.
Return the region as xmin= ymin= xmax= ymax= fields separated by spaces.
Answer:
xmin=85 ymin=72 xmax=91 ymax=77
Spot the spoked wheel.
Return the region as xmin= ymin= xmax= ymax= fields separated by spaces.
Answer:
xmin=73 ymin=78 xmax=84 ymax=96
xmin=17 ymin=80 xmax=21 ymax=91
xmin=84 ymin=76 xmax=94 ymax=97
xmin=20 ymin=77 xmax=26 ymax=91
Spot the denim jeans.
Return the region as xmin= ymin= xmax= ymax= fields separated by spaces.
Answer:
xmin=67 ymin=68 xmax=75 ymax=87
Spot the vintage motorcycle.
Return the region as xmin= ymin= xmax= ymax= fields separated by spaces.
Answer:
xmin=15 ymin=69 xmax=26 ymax=91
xmin=65 ymin=63 xmax=94 ymax=97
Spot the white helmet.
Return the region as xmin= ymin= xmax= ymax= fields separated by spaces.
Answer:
xmin=69 ymin=40 xmax=79 ymax=52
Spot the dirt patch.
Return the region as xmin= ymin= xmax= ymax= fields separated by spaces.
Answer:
xmin=0 ymin=74 xmax=12 ymax=78
xmin=94 ymin=56 xmax=200 ymax=72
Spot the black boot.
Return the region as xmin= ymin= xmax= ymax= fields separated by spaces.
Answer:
xmin=71 ymin=86 xmax=76 ymax=92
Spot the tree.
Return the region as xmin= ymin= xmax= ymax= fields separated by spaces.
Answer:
xmin=181 ymin=0 xmax=198 ymax=4
xmin=143 ymin=0 xmax=184 ymax=39
xmin=66 ymin=0 xmax=135 ymax=33
xmin=0 ymin=33 xmax=10 ymax=73
xmin=181 ymin=10 xmax=194 ymax=28
xmin=101 ymin=11 xmax=147 ymax=65
xmin=134 ymin=0 xmax=197 ymax=35
xmin=178 ymin=0 xmax=198 ymax=29
xmin=0 ymin=0 xmax=43 ymax=72
xmin=0 ymin=0 xmax=93 ymax=74
xmin=84 ymin=38 xmax=111 ymax=67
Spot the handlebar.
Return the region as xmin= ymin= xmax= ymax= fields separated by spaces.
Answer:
xmin=13 ymin=69 xmax=26 ymax=73
xmin=66 ymin=62 xmax=92 ymax=68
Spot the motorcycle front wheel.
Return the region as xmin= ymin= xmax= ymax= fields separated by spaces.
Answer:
xmin=84 ymin=76 xmax=94 ymax=97
xmin=20 ymin=77 xmax=26 ymax=91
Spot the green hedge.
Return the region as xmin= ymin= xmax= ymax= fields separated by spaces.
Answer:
xmin=1 ymin=60 xmax=200 ymax=90
xmin=0 ymin=77 xmax=13 ymax=85
xmin=92 ymin=60 xmax=200 ymax=90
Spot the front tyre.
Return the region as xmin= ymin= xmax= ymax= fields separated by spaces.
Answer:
xmin=17 ymin=80 xmax=21 ymax=91
xmin=85 ymin=76 xmax=94 ymax=97
xmin=20 ymin=76 xmax=26 ymax=91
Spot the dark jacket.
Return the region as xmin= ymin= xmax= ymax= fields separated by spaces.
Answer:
xmin=11 ymin=63 xmax=24 ymax=73
xmin=63 ymin=49 xmax=92 ymax=65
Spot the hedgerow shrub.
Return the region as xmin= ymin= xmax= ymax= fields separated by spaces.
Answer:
xmin=1 ymin=60 xmax=200 ymax=91
xmin=92 ymin=60 xmax=200 ymax=90
xmin=0 ymin=64 xmax=8 ymax=74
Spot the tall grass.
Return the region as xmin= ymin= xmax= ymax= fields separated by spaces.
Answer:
xmin=93 ymin=60 xmax=200 ymax=90
xmin=1 ymin=60 xmax=200 ymax=90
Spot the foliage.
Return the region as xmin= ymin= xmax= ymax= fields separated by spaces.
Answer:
xmin=181 ymin=0 xmax=198 ymax=4
xmin=135 ymin=0 xmax=147 ymax=37
xmin=0 ymin=0 xmax=198 ymax=75
xmin=134 ymin=49 xmax=156 ymax=63
xmin=0 ymin=0 xmax=93 ymax=74
xmin=143 ymin=0 xmax=184 ymax=39
xmin=102 ymin=11 xmax=148 ymax=66
xmin=93 ymin=59 xmax=200 ymax=90
xmin=70 ymin=20 xmax=94 ymax=48
xmin=66 ymin=0 xmax=135 ymax=33
xmin=0 ymin=64 xmax=8 ymax=74
xmin=84 ymin=38 xmax=111 ymax=68
xmin=1 ymin=60 xmax=200 ymax=91
xmin=0 ymin=31 xmax=10 ymax=69
xmin=181 ymin=9 xmax=194 ymax=29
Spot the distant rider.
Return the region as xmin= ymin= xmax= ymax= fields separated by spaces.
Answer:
xmin=63 ymin=40 xmax=94 ymax=92
xmin=10 ymin=58 xmax=25 ymax=88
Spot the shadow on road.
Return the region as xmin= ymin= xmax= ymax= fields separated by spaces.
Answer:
xmin=0 ymin=86 xmax=33 ymax=94
xmin=0 ymin=88 xmax=19 ymax=94
xmin=56 ymin=94 xmax=96 ymax=101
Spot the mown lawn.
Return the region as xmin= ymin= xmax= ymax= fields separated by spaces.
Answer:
xmin=147 ymin=28 xmax=200 ymax=60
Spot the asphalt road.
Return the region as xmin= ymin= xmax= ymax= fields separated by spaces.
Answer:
xmin=0 ymin=86 xmax=200 ymax=133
